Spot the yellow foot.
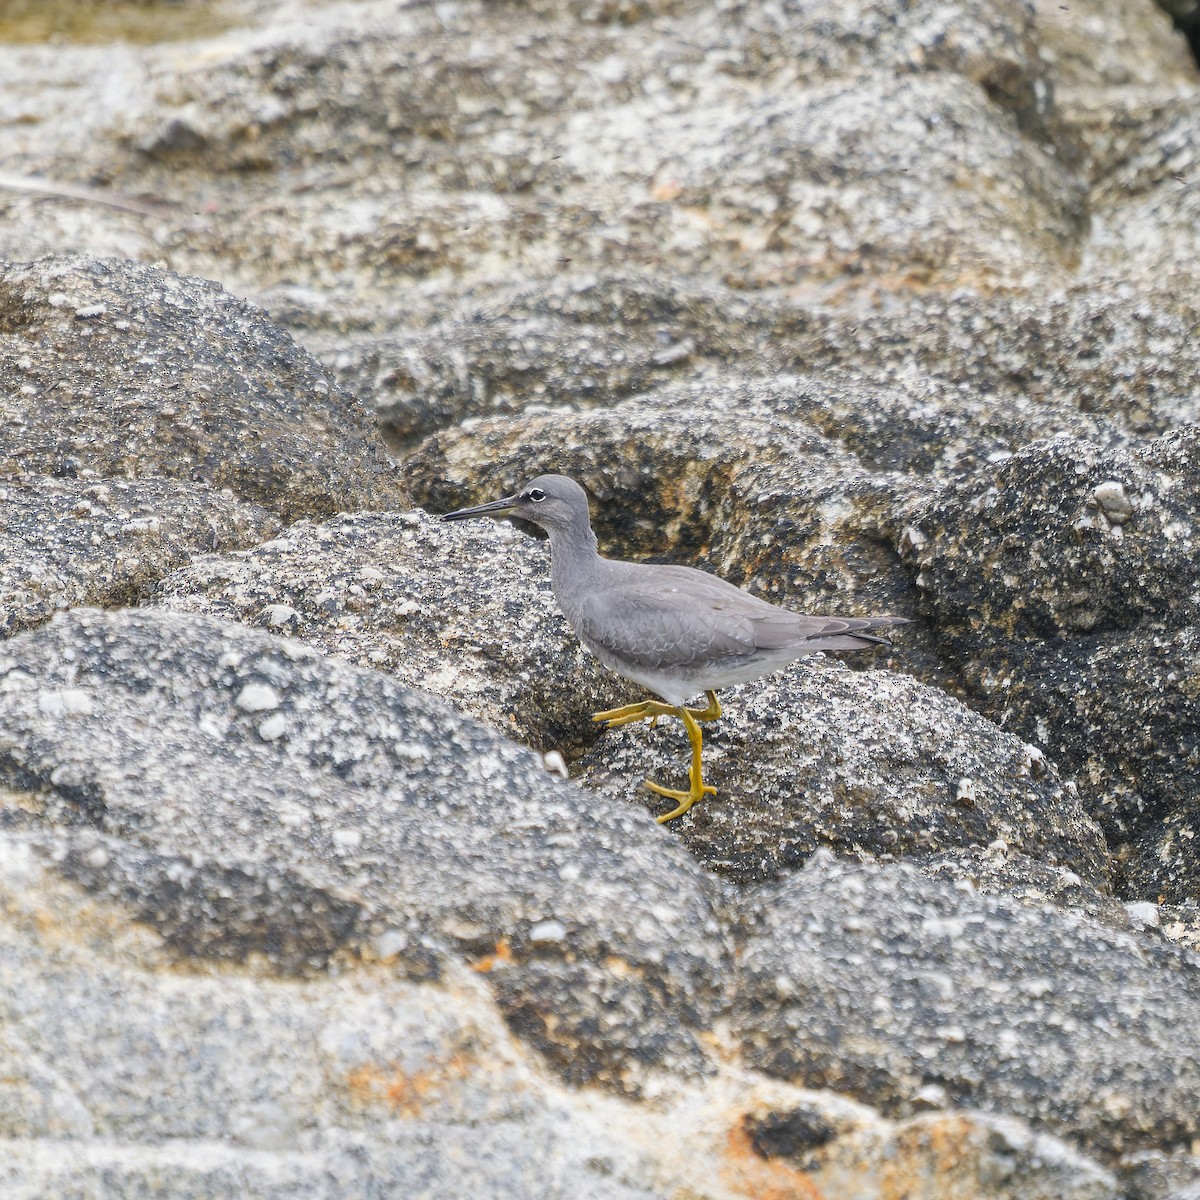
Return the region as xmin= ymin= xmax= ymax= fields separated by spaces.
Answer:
xmin=592 ymin=699 xmax=676 ymax=729
xmin=592 ymin=692 xmax=722 ymax=824
xmin=590 ymin=700 xmax=667 ymax=724
xmin=645 ymin=777 xmax=717 ymax=823
xmin=592 ymin=690 xmax=722 ymax=730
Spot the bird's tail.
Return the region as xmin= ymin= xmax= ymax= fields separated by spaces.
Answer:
xmin=808 ymin=615 xmax=909 ymax=651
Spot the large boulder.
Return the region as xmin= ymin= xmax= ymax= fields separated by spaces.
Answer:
xmin=0 ymin=256 xmax=404 ymax=521
xmin=733 ymin=856 xmax=1200 ymax=1158
xmin=904 ymin=431 xmax=1200 ymax=898
xmin=0 ymin=608 xmax=727 ymax=1093
xmin=579 ymin=659 xmax=1108 ymax=887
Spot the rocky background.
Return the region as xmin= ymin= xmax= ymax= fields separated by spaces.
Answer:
xmin=1 ymin=0 xmax=1199 ymax=1197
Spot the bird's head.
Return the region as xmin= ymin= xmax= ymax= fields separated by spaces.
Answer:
xmin=441 ymin=473 xmax=593 ymax=539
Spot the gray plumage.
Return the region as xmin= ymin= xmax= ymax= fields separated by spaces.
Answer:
xmin=442 ymin=473 xmax=905 ymax=707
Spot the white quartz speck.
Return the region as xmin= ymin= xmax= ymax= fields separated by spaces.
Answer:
xmin=235 ymin=682 xmax=281 ymax=712
xmin=921 ymin=917 xmax=966 ymax=939
xmin=1124 ymin=901 xmax=1160 ymax=931
xmin=996 ymin=1028 xmax=1021 ymax=1058
xmin=541 ymin=750 xmax=569 ymax=779
xmin=1092 ymin=479 xmax=1134 ymax=523
xmin=37 ymin=688 xmax=94 ymax=717
xmin=332 ymin=828 xmax=363 ymax=850
xmin=530 ymin=918 xmax=567 ymax=943
xmin=261 ymin=604 xmax=299 ymax=627
xmin=257 ymin=713 xmax=288 ymax=741
xmin=0 ymin=669 xmax=33 ymax=693
xmin=122 ymin=516 xmax=161 ymax=534
xmin=394 ymin=741 xmax=430 ymax=762
xmin=373 ymin=929 xmax=409 ymax=959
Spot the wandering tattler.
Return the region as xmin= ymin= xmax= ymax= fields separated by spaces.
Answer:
xmin=442 ymin=474 xmax=907 ymax=822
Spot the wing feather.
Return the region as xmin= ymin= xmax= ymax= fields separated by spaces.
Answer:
xmin=568 ymin=561 xmax=903 ymax=671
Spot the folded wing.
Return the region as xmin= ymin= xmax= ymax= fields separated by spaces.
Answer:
xmin=573 ymin=563 xmax=902 ymax=671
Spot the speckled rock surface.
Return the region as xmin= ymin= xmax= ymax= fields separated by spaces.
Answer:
xmin=729 ymin=1102 xmax=1119 ymax=1200
xmin=146 ymin=505 xmax=1105 ymax=887
xmin=733 ymin=855 xmax=1200 ymax=1159
xmin=655 ymin=71 xmax=1085 ymax=285
xmin=2 ymin=0 xmax=1200 ymax=1193
xmin=974 ymin=628 xmax=1200 ymax=903
xmin=772 ymin=289 xmax=1200 ymax=439
xmin=578 ymin=659 xmax=1107 ymax=887
xmin=0 ymin=0 xmax=1085 ymax=295
xmin=0 ymin=255 xmax=405 ymax=520
xmin=150 ymin=509 xmax=626 ymax=753
xmin=907 ymin=435 xmax=1200 ymax=644
xmin=0 ymin=474 xmax=279 ymax=637
xmin=0 ymin=608 xmax=1146 ymax=1199
xmin=355 ymin=286 xmax=1131 ymax=474
xmin=0 ymin=608 xmax=726 ymax=1092
xmin=0 ymin=834 xmax=667 ymax=1200
xmin=1120 ymin=1147 xmax=1200 ymax=1200
xmin=0 ymin=830 xmax=1123 ymax=1197
xmin=0 ymin=250 xmax=405 ymax=662
xmin=904 ymin=432 xmax=1200 ymax=899
xmin=920 ymin=845 xmax=1131 ymax=928
xmin=324 ymin=274 xmax=730 ymax=450
xmin=407 ymin=399 xmax=922 ymax=623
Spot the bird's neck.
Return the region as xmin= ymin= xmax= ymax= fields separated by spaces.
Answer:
xmin=547 ymin=520 xmax=602 ymax=596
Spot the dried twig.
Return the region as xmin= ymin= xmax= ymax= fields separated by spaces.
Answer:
xmin=0 ymin=171 xmax=174 ymax=217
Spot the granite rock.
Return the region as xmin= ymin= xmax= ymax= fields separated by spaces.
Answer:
xmin=150 ymin=508 xmax=627 ymax=754
xmin=0 ymin=0 xmax=1198 ymax=1192
xmin=578 ymin=658 xmax=1107 ymax=887
xmin=904 ymin=432 xmax=1200 ymax=897
xmin=733 ymin=856 xmax=1200 ymax=1159
xmin=0 ymin=473 xmax=279 ymax=638
xmin=0 ymin=831 xmax=1122 ymax=1198
xmin=406 ymin=397 xmax=921 ymax=621
xmin=0 ymin=255 xmax=405 ymax=520
xmin=906 ymin=435 xmax=1200 ymax=643
xmin=331 ymin=272 xmax=1130 ymax=478
xmin=0 ymin=834 xmax=664 ymax=1200
xmin=0 ymin=608 xmax=727 ymax=1092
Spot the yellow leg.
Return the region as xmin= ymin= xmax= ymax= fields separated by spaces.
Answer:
xmin=591 ymin=691 xmax=721 ymax=822
xmin=592 ymin=690 xmax=721 ymax=728
xmin=644 ymin=705 xmax=716 ymax=823
xmin=686 ymin=691 xmax=721 ymax=723
xmin=649 ymin=692 xmax=719 ymax=730
xmin=592 ymin=698 xmax=673 ymax=728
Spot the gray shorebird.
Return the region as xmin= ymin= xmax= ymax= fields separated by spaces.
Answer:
xmin=442 ymin=474 xmax=907 ymax=822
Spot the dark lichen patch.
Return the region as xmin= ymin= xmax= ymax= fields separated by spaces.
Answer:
xmin=743 ymin=1106 xmax=840 ymax=1161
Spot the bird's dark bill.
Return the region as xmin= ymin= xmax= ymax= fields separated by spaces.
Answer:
xmin=440 ymin=495 xmax=518 ymax=521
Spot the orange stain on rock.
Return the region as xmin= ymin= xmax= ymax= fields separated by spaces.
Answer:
xmin=878 ymin=1114 xmax=977 ymax=1195
xmin=470 ymin=936 xmax=513 ymax=973
xmin=719 ymin=1120 xmax=825 ymax=1200
xmin=345 ymin=1051 xmax=473 ymax=1118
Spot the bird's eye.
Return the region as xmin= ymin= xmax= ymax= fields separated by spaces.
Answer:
xmin=526 ymin=488 xmax=546 ymax=502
